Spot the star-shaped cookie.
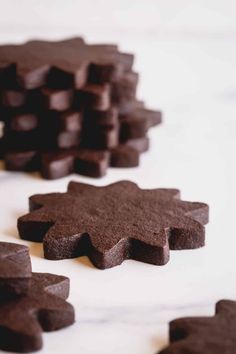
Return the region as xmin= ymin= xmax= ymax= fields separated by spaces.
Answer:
xmin=0 ymin=272 xmax=74 ymax=352
xmin=0 ymin=38 xmax=133 ymax=89
xmin=159 ymin=300 xmax=236 ymax=354
xmin=18 ymin=181 xmax=209 ymax=269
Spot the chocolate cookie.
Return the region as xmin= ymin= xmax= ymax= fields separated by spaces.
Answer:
xmin=2 ymin=130 xmax=41 ymax=150
xmin=4 ymin=113 xmax=39 ymax=132
xmin=0 ymin=38 xmax=133 ymax=89
xmin=159 ymin=300 xmax=236 ymax=354
xmin=0 ymin=272 xmax=74 ymax=352
xmin=83 ymin=107 xmax=119 ymax=129
xmin=0 ymin=38 xmax=163 ymax=179
xmin=74 ymin=149 xmax=110 ymax=177
xmin=111 ymin=71 xmax=138 ymax=104
xmin=119 ymin=108 xmax=162 ymax=141
xmin=41 ymin=148 xmax=110 ymax=179
xmin=124 ymin=136 xmax=150 ymax=153
xmin=0 ymin=242 xmax=31 ymax=297
xmin=110 ymin=145 xmax=140 ymax=167
xmin=56 ymin=131 xmax=81 ymax=149
xmin=41 ymin=88 xmax=73 ymax=111
xmin=17 ymin=181 xmax=209 ymax=269
xmin=74 ymin=83 xmax=110 ymax=111
xmin=1 ymin=88 xmax=27 ymax=107
xmin=4 ymin=150 xmax=39 ymax=171
xmin=41 ymin=150 xmax=75 ymax=179
xmin=40 ymin=110 xmax=82 ymax=134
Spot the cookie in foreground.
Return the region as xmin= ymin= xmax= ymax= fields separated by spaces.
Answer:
xmin=158 ymin=300 xmax=236 ymax=354
xmin=0 ymin=242 xmax=31 ymax=297
xmin=0 ymin=272 xmax=75 ymax=352
xmin=18 ymin=180 xmax=209 ymax=269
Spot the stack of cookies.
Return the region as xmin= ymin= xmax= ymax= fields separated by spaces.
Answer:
xmin=0 ymin=38 xmax=162 ymax=179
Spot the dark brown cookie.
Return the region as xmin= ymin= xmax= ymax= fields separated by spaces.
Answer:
xmin=0 ymin=272 xmax=74 ymax=352
xmin=2 ymin=130 xmax=41 ymax=151
xmin=83 ymin=126 xmax=118 ymax=149
xmin=119 ymin=111 xmax=149 ymax=141
xmin=41 ymin=150 xmax=75 ymax=179
xmin=74 ymin=83 xmax=110 ymax=111
xmin=74 ymin=149 xmax=110 ymax=177
xmin=41 ymin=148 xmax=110 ymax=179
xmin=41 ymin=88 xmax=73 ymax=111
xmin=1 ymin=89 xmax=27 ymax=107
xmin=58 ymin=111 xmax=82 ymax=132
xmin=144 ymin=108 xmax=162 ymax=127
xmin=0 ymin=242 xmax=31 ymax=297
xmin=118 ymin=99 xmax=145 ymax=114
xmin=124 ymin=136 xmax=150 ymax=153
xmin=87 ymin=46 xmax=134 ymax=83
xmin=110 ymin=145 xmax=140 ymax=167
xmin=5 ymin=113 xmax=39 ymax=132
xmin=119 ymin=108 xmax=162 ymax=141
xmin=17 ymin=181 xmax=209 ymax=269
xmin=88 ymin=62 xmax=117 ymax=84
xmin=0 ymin=89 xmax=42 ymax=111
xmin=0 ymin=40 xmax=80 ymax=89
xmin=159 ymin=300 xmax=236 ymax=354
xmin=56 ymin=131 xmax=81 ymax=149
xmin=40 ymin=110 xmax=82 ymax=134
xmin=83 ymin=107 xmax=119 ymax=129
xmin=0 ymin=38 xmax=133 ymax=89
xmin=4 ymin=150 xmax=39 ymax=171
xmin=111 ymin=71 xmax=138 ymax=104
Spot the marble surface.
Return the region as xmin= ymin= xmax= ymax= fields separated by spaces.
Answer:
xmin=0 ymin=1 xmax=236 ymax=353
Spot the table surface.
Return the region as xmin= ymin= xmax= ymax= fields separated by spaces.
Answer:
xmin=0 ymin=1 xmax=236 ymax=353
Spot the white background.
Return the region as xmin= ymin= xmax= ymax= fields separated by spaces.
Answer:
xmin=0 ymin=1 xmax=236 ymax=353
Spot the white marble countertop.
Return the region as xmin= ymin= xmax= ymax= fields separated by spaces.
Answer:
xmin=0 ymin=1 xmax=236 ymax=353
